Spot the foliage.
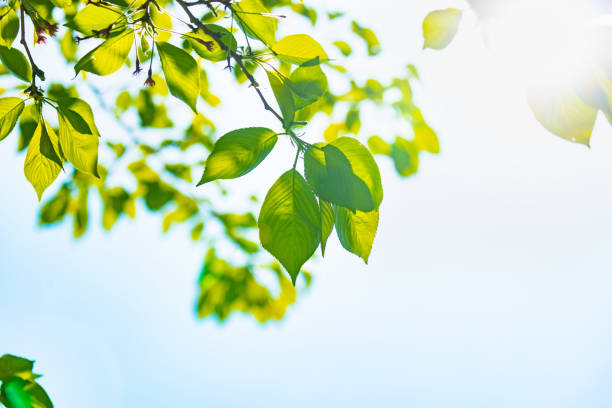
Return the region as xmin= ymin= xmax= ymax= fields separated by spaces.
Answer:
xmin=0 ymin=354 xmax=53 ymax=408
xmin=0 ymin=0 xmax=438 ymax=322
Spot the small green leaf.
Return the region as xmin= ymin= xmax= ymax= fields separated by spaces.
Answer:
xmin=527 ymin=84 xmax=596 ymax=146
xmin=334 ymin=205 xmax=379 ymax=263
xmin=184 ymin=24 xmax=237 ymax=62
xmin=351 ymin=21 xmax=380 ymax=56
xmin=24 ymin=121 xmax=62 ymax=201
xmin=233 ymin=0 xmax=277 ymax=45
xmin=332 ymin=40 xmax=352 ymax=56
xmin=413 ymin=124 xmax=440 ymax=154
xmin=0 ymin=46 xmax=31 ymax=82
xmin=0 ymin=6 xmax=19 ymax=48
xmin=391 ymin=136 xmax=419 ymax=177
xmin=60 ymin=29 xmax=77 ymax=61
xmin=423 ymin=8 xmax=463 ymax=50
xmin=319 ymin=199 xmax=333 ymax=256
xmin=49 ymin=0 xmax=71 ymax=8
xmin=198 ymin=127 xmax=277 ymax=185
xmin=150 ymin=6 xmax=171 ymax=42
xmin=288 ymin=64 xmax=328 ymax=110
xmin=57 ymin=97 xmax=100 ymax=177
xmin=304 ymin=137 xmax=383 ymax=212
xmin=259 ymin=169 xmax=320 ymax=284
xmin=267 ymin=70 xmax=295 ymax=129
xmin=367 ymin=135 xmax=391 ymax=155
xmin=3 ymin=377 xmax=53 ymax=408
xmin=0 ymin=355 xmax=34 ymax=382
xmin=157 ymin=41 xmax=199 ymax=112
xmin=0 ymin=96 xmax=24 ymax=141
xmin=74 ymin=29 xmax=134 ymax=76
xmin=272 ymin=34 xmax=328 ymax=65
xmin=65 ymin=4 xmax=125 ymax=36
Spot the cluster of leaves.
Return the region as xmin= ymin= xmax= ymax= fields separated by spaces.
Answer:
xmin=422 ymin=0 xmax=612 ymax=147
xmin=0 ymin=0 xmax=437 ymax=322
xmin=0 ymin=354 xmax=53 ymax=408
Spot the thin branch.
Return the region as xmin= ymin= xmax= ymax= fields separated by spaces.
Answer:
xmin=175 ymin=0 xmax=285 ymax=126
xmin=19 ymin=3 xmax=43 ymax=87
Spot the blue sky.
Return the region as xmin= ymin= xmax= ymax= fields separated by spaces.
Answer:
xmin=2 ymin=0 xmax=612 ymax=406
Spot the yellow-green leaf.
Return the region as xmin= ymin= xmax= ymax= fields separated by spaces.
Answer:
xmin=24 ymin=121 xmax=62 ymax=201
xmin=319 ymin=199 xmax=333 ymax=256
xmin=272 ymin=34 xmax=328 ymax=65
xmin=288 ymin=64 xmax=328 ymax=110
xmin=157 ymin=41 xmax=199 ymax=112
xmin=198 ymin=127 xmax=277 ymax=184
xmin=0 ymin=96 xmax=24 ymax=141
xmin=267 ymin=70 xmax=295 ymax=129
xmin=334 ymin=206 xmax=378 ymax=264
xmin=413 ymin=123 xmax=440 ymax=154
xmin=367 ymin=135 xmax=391 ymax=155
xmin=0 ymin=6 xmax=19 ymax=48
xmin=74 ymin=29 xmax=134 ymax=76
xmin=527 ymin=84 xmax=597 ymax=146
xmin=184 ymin=24 xmax=236 ymax=62
xmin=234 ymin=0 xmax=277 ymax=45
xmin=259 ymin=169 xmax=320 ymax=284
xmin=57 ymin=97 xmax=100 ymax=176
xmin=66 ymin=4 xmax=124 ymax=36
xmin=391 ymin=136 xmax=419 ymax=177
xmin=423 ymin=8 xmax=462 ymax=50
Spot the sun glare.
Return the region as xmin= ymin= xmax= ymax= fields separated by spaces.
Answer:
xmin=487 ymin=0 xmax=609 ymax=86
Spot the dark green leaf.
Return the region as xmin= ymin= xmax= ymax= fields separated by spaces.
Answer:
xmin=0 ymin=46 xmax=31 ymax=82
xmin=0 ymin=355 xmax=34 ymax=382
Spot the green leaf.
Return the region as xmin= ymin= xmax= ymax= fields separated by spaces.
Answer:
xmin=527 ymin=84 xmax=597 ymax=146
xmin=413 ymin=124 xmax=440 ymax=154
xmin=0 ymin=96 xmax=24 ymax=141
xmin=65 ymin=4 xmax=125 ymax=35
xmin=49 ymin=0 xmax=71 ymax=8
xmin=272 ymin=34 xmax=328 ymax=65
xmin=267 ymin=70 xmax=295 ymax=129
xmin=198 ymin=127 xmax=277 ymax=185
xmin=423 ymin=8 xmax=463 ymax=50
xmin=2 ymin=377 xmax=53 ymax=408
xmin=0 ymin=6 xmax=19 ymax=48
xmin=150 ymin=6 xmax=171 ymax=42
xmin=332 ymin=40 xmax=352 ymax=57
xmin=0 ymin=46 xmax=31 ymax=82
xmin=259 ymin=169 xmax=320 ymax=284
xmin=233 ymin=0 xmax=277 ymax=45
xmin=319 ymin=199 xmax=333 ymax=256
xmin=391 ymin=136 xmax=419 ymax=177
xmin=60 ymin=29 xmax=77 ymax=61
xmin=334 ymin=205 xmax=379 ymax=263
xmin=304 ymin=137 xmax=383 ymax=212
xmin=288 ymin=64 xmax=328 ymax=110
xmin=18 ymin=103 xmax=39 ymax=151
xmin=24 ymin=121 xmax=62 ymax=201
xmin=367 ymin=135 xmax=391 ymax=155
xmin=157 ymin=41 xmax=199 ymax=112
xmin=57 ymin=97 xmax=100 ymax=177
xmin=351 ymin=21 xmax=380 ymax=56
xmin=184 ymin=24 xmax=237 ymax=62
xmin=0 ymin=355 xmax=34 ymax=382
xmin=74 ymin=29 xmax=134 ymax=76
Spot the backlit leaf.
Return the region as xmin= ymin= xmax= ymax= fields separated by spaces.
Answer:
xmin=184 ymin=24 xmax=236 ymax=62
xmin=0 ymin=96 xmax=24 ymax=141
xmin=304 ymin=137 xmax=383 ymax=212
xmin=0 ymin=46 xmax=31 ymax=82
xmin=259 ymin=170 xmax=320 ymax=284
xmin=157 ymin=41 xmax=199 ymax=112
xmin=74 ymin=29 xmax=134 ymax=76
xmin=24 ymin=121 xmax=62 ymax=201
xmin=198 ymin=127 xmax=277 ymax=185
xmin=288 ymin=64 xmax=328 ymax=110
xmin=0 ymin=6 xmax=19 ymax=48
xmin=423 ymin=8 xmax=462 ymax=50
xmin=57 ymin=97 xmax=100 ymax=176
xmin=334 ymin=205 xmax=379 ymax=263
xmin=65 ymin=3 xmax=123 ymax=35
xmin=319 ymin=199 xmax=333 ymax=256
xmin=267 ymin=70 xmax=295 ymax=129
xmin=234 ymin=0 xmax=277 ymax=45
xmin=391 ymin=136 xmax=419 ymax=177
xmin=272 ymin=34 xmax=328 ymax=65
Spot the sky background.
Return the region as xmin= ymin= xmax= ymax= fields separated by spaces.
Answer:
xmin=3 ymin=0 xmax=612 ymax=406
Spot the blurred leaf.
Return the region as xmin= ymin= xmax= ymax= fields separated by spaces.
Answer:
xmin=367 ymin=135 xmax=391 ymax=155
xmin=413 ymin=123 xmax=439 ymax=154
xmin=0 ymin=6 xmax=19 ymax=48
xmin=391 ymin=136 xmax=419 ymax=177
xmin=423 ymin=8 xmax=462 ymax=50
xmin=0 ymin=355 xmax=34 ymax=382
xmin=351 ymin=21 xmax=380 ymax=55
